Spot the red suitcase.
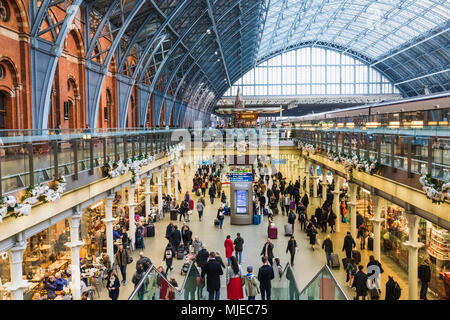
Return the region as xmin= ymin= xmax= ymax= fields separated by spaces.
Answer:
xmin=189 ymin=199 xmax=194 ymax=210
xmin=269 ymin=225 xmax=278 ymax=239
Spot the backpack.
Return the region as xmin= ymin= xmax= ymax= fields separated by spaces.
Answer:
xmin=299 ymin=212 xmax=306 ymax=222
xmin=393 ymin=282 xmax=401 ymax=300
xmin=165 ymin=249 xmax=172 ymax=260
xmin=202 ymin=182 xmax=206 ymax=189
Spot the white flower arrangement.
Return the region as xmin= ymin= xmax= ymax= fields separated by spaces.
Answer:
xmin=328 ymin=151 xmax=380 ymax=175
xmin=297 ymin=142 xmax=316 ymax=155
xmin=0 ymin=176 xmax=67 ymax=223
xmin=419 ymin=171 xmax=450 ymax=204
xmin=104 ymin=143 xmax=185 ymax=183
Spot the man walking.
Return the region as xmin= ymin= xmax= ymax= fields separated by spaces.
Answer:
xmin=342 ymin=231 xmax=356 ymax=259
xmin=258 ymin=256 xmax=274 ymax=300
xmin=418 ymin=259 xmax=431 ymax=300
xmin=233 ymin=233 xmax=244 ymax=265
xmin=201 ymin=252 xmax=223 ymax=300
xmin=322 ymin=235 xmax=334 ymax=267
xmin=260 ymin=238 xmax=274 ymax=266
xmin=114 ymin=244 xmax=131 ymax=285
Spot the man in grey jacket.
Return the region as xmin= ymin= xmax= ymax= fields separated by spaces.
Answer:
xmin=193 ymin=236 xmax=203 ymax=256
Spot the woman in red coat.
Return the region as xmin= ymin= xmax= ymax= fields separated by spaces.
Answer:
xmin=224 ymin=235 xmax=234 ymax=266
xmin=226 ymin=256 xmax=244 ymax=300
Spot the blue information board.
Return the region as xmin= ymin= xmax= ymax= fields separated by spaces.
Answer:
xmin=230 ymin=173 xmax=253 ymax=182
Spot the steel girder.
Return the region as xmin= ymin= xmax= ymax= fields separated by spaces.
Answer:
xmin=30 ymin=0 xmax=83 ymax=130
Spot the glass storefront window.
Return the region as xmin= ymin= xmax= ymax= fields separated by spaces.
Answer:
xmin=22 ymin=218 xmax=71 ymax=300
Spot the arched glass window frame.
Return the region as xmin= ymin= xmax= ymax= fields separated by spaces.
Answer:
xmin=224 ymin=46 xmax=401 ymax=97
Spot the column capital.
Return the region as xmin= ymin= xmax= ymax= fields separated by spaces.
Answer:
xmin=311 ymin=175 xmax=320 ymax=179
xmin=348 ymin=201 xmax=357 ymax=206
xmin=3 ymin=280 xmax=30 ymax=292
xmin=127 ymin=203 xmax=138 ymax=208
xmin=402 ymin=241 xmax=425 ymax=250
xmin=369 ymin=217 xmax=385 ymax=224
xmin=64 ymin=240 xmax=85 ymax=249
xmin=331 ymin=190 xmax=341 ymax=195
xmin=102 ymin=217 xmax=116 ymax=224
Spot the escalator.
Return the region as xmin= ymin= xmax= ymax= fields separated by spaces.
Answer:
xmin=129 ymin=261 xmax=347 ymax=301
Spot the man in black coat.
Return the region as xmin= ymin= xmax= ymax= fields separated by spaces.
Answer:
xmin=169 ymin=225 xmax=182 ymax=252
xmin=260 ymin=238 xmax=274 ymax=266
xmin=196 ymin=246 xmax=209 ymax=272
xmin=342 ymin=232 xmax=356 ymax=259
xmin=181 ymin=225 xmax=193 ymax=254
xmin=165 ymin=221 xmax=175 ymax=240
xmin=201 ymin=252 xmax=223 ymax=300
xmin=321 ymin=235 xmax=333 ymax=267
xmin=258 ymin=256 xmax=275 ymax=300
xmin=385 ymin=276 xmax=399 ymax=300
xmin=353 ymin=265 xmax=368 ymax=300
xmin=418 ymin=259 xmax=431 ymax=300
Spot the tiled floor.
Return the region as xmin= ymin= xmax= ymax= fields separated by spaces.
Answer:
xmin=96 ymin=166 xmax=418 ymax=300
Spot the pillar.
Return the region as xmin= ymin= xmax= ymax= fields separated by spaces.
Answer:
xmin=144 ymin=174 xmax=152 ymax=223
xmin=299 ymin=157 xmax=305 ymax=194
xmin=332 ymin=175 xmax=342 ymax=232
xmin=348 ymin=183 xmax=357 ymax=239
xmin=65 ymin=210 xmax=84 ymax=300
xmin=174 ymin=158 xmax=180 ymax=201
xmin=102 ymin=194 xmax=116 ymax=261
xmin=5 ymin=234 xmax=29 ymax=300
xmin=370 ymin=195 xmax=384 ymax=261
xmin=127 ymin=185 xmax=137 ymax=246
xmin=403 ymin=212 xmax=424 ymax=300
xmin=321 ymin=168 xmax=329 ymax=204
xmin=157 ymin=169 xmax=163 ymax=215
xmin=305 ymin=159 xmax=310 ymax=196
xmin=167 ymin=164 xmax=172 ymax=198
xmin=312 ymin=164 xmax=319 ymax=198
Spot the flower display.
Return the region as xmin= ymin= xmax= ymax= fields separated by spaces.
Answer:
xmin=419 ymin=172 xmax=450 ymax=204
xmin=0 ymin=176 xmax=67 ymax=223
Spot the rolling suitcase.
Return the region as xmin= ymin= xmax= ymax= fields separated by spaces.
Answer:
xmin=368 ymin=237 xmax=374 ymax=251
xmin=369 ymin=288 xmax=380 ymax=300
xmin=342 ymin=258 xmax=350 ymax=270
xmin=263 ymin=208 xmax=269 ymax=216
xmin=189 ymin=199 xmax=194 ymax=210
xmin=196 ymin=189 xmax=201 ymax=196
xmin=253 ymin=214 xmax=261 ymax=225
xmin=146 ymin=224 xmax=155 ymax=237
xmin=284 ymin=223 xmax=293 ymax=236
xmin=214 ymin=219 xmax=220 ymax=226
xmin=269 ymin=225 xmax=278 ymax=239
xmin=181 ymin=262 xmax=190 ymax=275
xmin=170 ymin=209 xmax=178 ymax=220
xmin=177 ymin=247 xmax=185 ymax=260
xmin=330 ymin=254 xmax=340 ymax=269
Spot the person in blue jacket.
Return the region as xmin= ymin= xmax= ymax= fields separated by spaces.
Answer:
xmin=54 ymin=272 xmax=67 ymax=291
xmin=45 ymin=276 xmax=58 ymax=299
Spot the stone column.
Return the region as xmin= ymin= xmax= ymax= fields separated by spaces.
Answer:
xmin=143 ymin=174 xmax=152 ymax=223
xmin=167 ymin=163 xmax=172 ymax=198
xmin=5 ymin=234 xmax=29 ymax=300
xmin=127 ymin=185 xmax=137 ymax=246
xmin=403 ymin=212 xmax=424 ymax=300
xmin=348 ymin=183 xmax=357 ymax=239
xmin=102 ymin=194 xmax=116 ymax=261
xmin=321 ymin=168 xmax=329 ymax=204
xmin=65 ymin=210 xmax=84 ymax=300
xmin=332 ymin=175 xmax=342 ymax=232
xmin=370 ymin=195 xmax=384 ymax=261
xmin=312 ymin=164 xmax=319 ymax=198
xmin=174 ymin=158 xmax=180 ymax=201
xmin=157 ymin=169 xmax=164 ymax=216
xmin=305 ymin=159 xmax=310 ymax=196
xmin=299 ymin=157 xmax=305 ymax=194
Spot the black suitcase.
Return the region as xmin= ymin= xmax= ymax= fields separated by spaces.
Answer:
xmin=170 ymin=210 xmax=178 ymax=220
xmin=368 ymin=237 xmax=374 ymax=251
xmin=146 ymin=224 xmax=155 ymax=237
xmin=177 ymin=247 xmax=184 ymax=260
xmin=369 ymin=288 xmax=379 ymax=300
xmin=342 ymin=258 xmax=350 ymax=270
xmin=181 ymin=262 xmax=190 ymax=275
xmin=330 ymin=253 xmax=340 ymax=269
xmin=352 ymin=250 xmax=361 ymax=264
xmin=214 ymin=219 xmax=219 ymax=226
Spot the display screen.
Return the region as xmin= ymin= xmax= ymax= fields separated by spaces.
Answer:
xmin=236 ymin=207 xmax=247 ymax=214
xmin=236 ymin=190 xmax=247 ymax=207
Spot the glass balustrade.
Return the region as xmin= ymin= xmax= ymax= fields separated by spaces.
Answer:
xmin=299 ymin=265 xmax=348 ymax=300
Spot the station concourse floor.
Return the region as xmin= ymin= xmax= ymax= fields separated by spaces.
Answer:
xmin=97 ymin=171 xmax=416 ymax=301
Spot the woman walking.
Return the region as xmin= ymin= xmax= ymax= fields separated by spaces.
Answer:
xmin=286 ymin=236 xmax=298 ymax=266
xmin=197 ymin=199 xmax=205 ymax=221
xmin=226 ymin=256 xmax=244 ymax=300
xmin=107 ymin=271 xmax=120 ymax=300
xmin=224 ymin=235 xmax=235 ymax=266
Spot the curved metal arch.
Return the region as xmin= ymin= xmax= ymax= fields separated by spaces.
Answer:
xmin=30 ymin=0 xmax=83 ymax=130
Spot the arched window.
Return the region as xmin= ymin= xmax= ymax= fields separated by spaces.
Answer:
xmin=0 ymin=1 xmax=10 ymax=23
xmin=0 ymin=91 xmax=6 ymax=130
xmin=105 ymin=89 xmax=112 ymax=121
xmin=0 ymin=64 xmax=5 ymax=80
xmin=224 ymin=47 xmax=400 ymax=97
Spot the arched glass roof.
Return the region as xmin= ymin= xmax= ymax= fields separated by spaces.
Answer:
xmin=42 ymin=0 xmax=448 ymax=123
xmin=224 ymin=47 xmax=401 ymax=96
xmin=257 ymin=0 xmax=449 ymax=61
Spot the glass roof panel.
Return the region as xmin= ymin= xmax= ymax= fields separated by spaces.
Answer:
xmin=256 ymin=0 xmax=449 ymax=60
